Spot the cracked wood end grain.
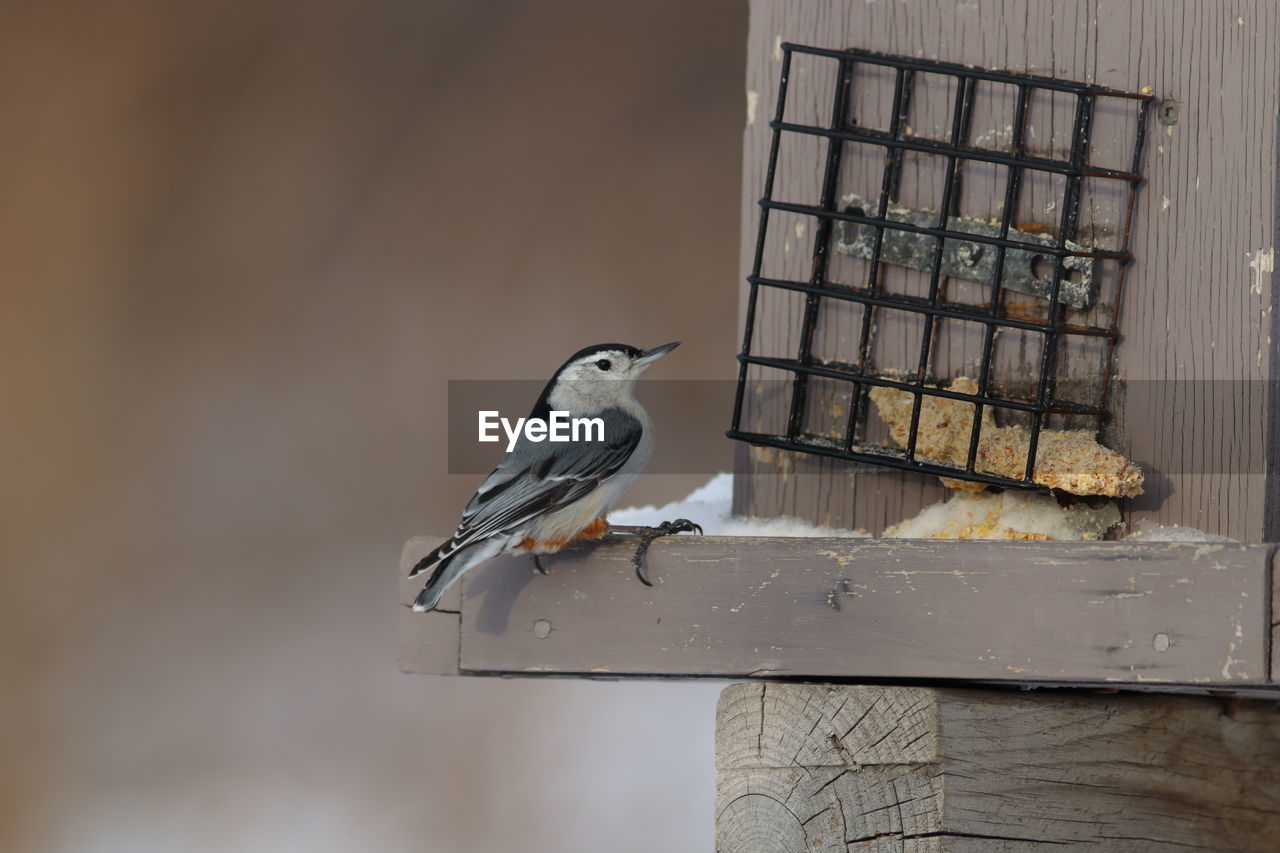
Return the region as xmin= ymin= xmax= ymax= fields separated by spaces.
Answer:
xmin=715 ymin=683 xmax=1280 ymax=852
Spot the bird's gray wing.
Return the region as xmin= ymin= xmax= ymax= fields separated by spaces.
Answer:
xmin=448 ymin=408 xmax=642 ymax=547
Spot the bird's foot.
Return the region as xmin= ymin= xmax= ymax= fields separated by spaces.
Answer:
xmin=624 ymin=518 xmax=703 ymax=586
xmin=532 ymin=554 xmax=547 ymax=575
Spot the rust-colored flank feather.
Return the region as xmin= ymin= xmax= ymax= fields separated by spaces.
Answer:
xmin=516 ymin=517 xmax=610 ymax=554
xmin=574 ymin=517 xmax=610 ymax=541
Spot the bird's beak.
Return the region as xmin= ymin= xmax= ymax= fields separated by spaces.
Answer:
xmin=635 ymin=341 xmax=680 ymax=369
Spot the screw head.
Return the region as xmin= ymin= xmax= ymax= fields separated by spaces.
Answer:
xmin=1153 ymin=632 xmax=1170 ymax=653
xmin=1157 ymin=99 xmax=1178 ymax=126
xmin=533 ymin=619 xmax=552 ymax=639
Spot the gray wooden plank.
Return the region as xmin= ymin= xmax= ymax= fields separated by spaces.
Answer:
xmin=396 ymin=536 xmax=460 ymax=675
xmin=409 ymin=534 xmax=1275 ymax=685
xmin=716 ymin=683 xmax=1280 ymax=852
xmin=736 ymin=0 xmax=1280 ymax=541
xmin=1272 ymin=547 xmax=1279 ymax=684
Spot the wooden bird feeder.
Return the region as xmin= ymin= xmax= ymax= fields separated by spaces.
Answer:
xmin=403 ymin=2 xmax=1280 ymax=848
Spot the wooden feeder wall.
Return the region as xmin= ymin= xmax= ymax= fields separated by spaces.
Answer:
xmin=734 ymin=0 xmax=1280 ymax=544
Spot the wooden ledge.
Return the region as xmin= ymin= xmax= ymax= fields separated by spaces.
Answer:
xmin=398 ymin=534 xmax=1279 ymax=695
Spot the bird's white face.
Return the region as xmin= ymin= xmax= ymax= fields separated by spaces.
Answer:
xmin=549 ymin=342 xmax=678 ymax=411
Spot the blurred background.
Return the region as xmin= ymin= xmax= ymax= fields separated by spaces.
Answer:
xmin=2 ymin=1 xmax=744 ymax=850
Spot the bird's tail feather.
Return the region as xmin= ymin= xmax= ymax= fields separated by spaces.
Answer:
xmin=408 ymin=536 xmax=462 ymax=579
xmin=410 ymin=537 xmax=504 ymax=612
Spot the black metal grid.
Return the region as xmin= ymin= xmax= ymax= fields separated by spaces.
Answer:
xmin=727 ymin=43 xmax=1153 ymax=490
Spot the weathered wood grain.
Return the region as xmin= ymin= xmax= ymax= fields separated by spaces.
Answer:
xmin=396 ymin=536 xmax=460 ymax=675
xmin=1272 ymin=547 xmax=1280 ymax=685
xmin=736 ymin=0 xmax=1280 ymax=541
xmin=716 ymin=683 xmax=1280 ymax=852
xmin=399 ymin=534 xmax=1276 ymax=690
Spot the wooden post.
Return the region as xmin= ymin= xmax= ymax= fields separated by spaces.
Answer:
xmin=716 ymin=683 xmax=1280 ymax=851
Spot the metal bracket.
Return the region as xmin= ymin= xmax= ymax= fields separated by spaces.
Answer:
xmin=834 ymin=193 xmax=1094 ymax=308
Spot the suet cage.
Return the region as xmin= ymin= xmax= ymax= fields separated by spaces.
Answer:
xmin=728 ymin=43 xmax=1154 ymax=490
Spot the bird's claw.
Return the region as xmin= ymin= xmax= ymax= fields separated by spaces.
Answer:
xmin=629 ymin=518 xmax=703 ymax=586
xmin=663 ymin=518 xmax=703 ymax=537
xmin=532 ymin=554 xmax=547 ymax=575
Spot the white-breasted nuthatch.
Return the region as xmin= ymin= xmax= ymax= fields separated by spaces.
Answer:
xmin=410 ymin=341 xmax=700 ymax=612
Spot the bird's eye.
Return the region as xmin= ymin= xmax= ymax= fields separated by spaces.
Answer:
xmin=596 ymin=359 xmax=612 ymax=371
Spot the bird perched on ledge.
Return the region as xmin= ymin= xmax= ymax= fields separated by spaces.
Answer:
xmin=409 ymin=341 xmax=700 ymax=612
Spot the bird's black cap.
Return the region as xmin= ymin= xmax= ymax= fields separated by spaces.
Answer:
xmin=558 ymin=343 xmax=644 ymax=368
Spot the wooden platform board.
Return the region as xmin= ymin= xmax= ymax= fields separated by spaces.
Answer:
xmin=399 ymin=534 xmax=1280 ymax=697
